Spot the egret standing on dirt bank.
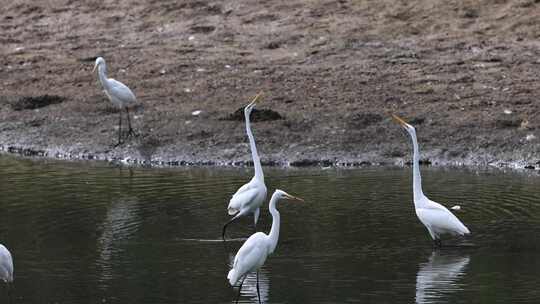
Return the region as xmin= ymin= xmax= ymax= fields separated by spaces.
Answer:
xmin=392 ymin=114 xmax=470 ymax=246
xmin=0 ymin=244 xmax=13 ymax=303
xmin=222 ymin=93 xmax=267 ymax=240
xmin=93 ymin=57 xmax=137 ymax=146
xmin=228 ymin=189 xmax=304 ymax=304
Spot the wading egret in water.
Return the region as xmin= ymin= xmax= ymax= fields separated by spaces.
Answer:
xmin=222 ymin=92 xmax=267 ymax=240
xmin=228 ymin=189 xmax=303 ymax=304
xmin=392 ymin=114 xmax=470 ymax=246
xmin=93 ymin=57 xmax=137 ymax=146
xmin=0 ymin=244 xmax=13 ymax=303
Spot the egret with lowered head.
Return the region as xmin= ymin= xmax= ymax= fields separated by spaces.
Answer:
xmin=93 ymin=57 xmax=137 ymax=146
xmin=222 ymin=92 xmax=267 ymax=240
xmin=392 ymin=114 xmax=470 ymax=246
xmin=228 ymin=189 xmax=304 ymax=304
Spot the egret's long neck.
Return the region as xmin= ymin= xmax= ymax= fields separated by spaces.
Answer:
xmin=245 ymin=109 xmax=264 ymax=181
xmin=267 ymin=193 xmax=280 ymax=254
xmin=97 ymin=65 xmax=109 ymax=89
xmin=410 ymin=130 xmax=425 ymax=204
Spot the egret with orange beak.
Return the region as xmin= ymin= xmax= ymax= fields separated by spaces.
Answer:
xmin=223 ymin=92 xmax=267 ymax=240
xmin=227 ymin=190 xmax=304 ymax=304
xmin=392 ymin=114 xmax=470 ymax=247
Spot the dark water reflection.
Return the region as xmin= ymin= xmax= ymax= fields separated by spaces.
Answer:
xmin=1 ymin=156 xmax=540 ymax=303
xmin=415 ymin=251 xmax=469 ymax=304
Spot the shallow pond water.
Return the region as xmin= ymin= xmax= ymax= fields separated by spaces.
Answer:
xmin=1 ymin=156 xmax=540 ymax=303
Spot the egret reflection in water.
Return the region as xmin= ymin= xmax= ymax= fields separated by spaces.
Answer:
xmin=416 ymin=251 xmax=470 ymax=304
xmin=96 ymin=197 xmax=141 ymax=283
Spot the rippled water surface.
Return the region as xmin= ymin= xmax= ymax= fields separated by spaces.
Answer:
xmin=1 ymin=156 xmax=540 ymax=303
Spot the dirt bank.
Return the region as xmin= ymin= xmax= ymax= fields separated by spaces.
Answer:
xmin=1 ymin=0 xmax=540 ymax=169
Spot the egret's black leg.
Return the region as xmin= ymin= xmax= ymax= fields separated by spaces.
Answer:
xmin=126 ymin=107 xmax=137 ymax=137
xmin=222 ymin=216 xmax=240 ymax=240
xmin=114 ymin=110 xmax=123 ymax=147
xmin=235 ymin=277 xmax=246 ymax=304
xmin=256 ymin=271 xmax=261 ymax=304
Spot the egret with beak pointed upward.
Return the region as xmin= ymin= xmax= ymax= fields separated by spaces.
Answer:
xmin=228 ymin=190 xmax=304 ymax=304
xmin=392 ymin=114 xmax=470 ymax=246
xmin=93 ymin=57 xmax=137 ymax=146
xmin=222 ymin=92 xmax=267 ymax=240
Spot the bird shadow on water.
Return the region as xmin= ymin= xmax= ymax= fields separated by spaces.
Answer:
xmin=415 ymin=250 xmax=470 ymax=304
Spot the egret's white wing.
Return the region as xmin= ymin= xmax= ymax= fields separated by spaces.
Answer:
xmin=228 ymin=187 xmax=259 ymax=215
xmin=228 ymin=233 xmax=268 ymax=285
xmin=233 ymin=233 xmax=268 ymax=273
xmin=108 ymin=78 xmax=137 ymax=104
xmin=232 ymin=182 xmax=253 ymax=197
xmin=417 ymin=205 xmax=469 ymax=235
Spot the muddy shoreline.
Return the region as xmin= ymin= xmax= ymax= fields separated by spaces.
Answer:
xmin=2 ymin=1 xmax=540 ymax=170
xmin=1 ymin=141 xmax=537 ymax=171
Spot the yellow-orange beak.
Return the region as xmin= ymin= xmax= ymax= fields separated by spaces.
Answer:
xmin=250 ymin=91 xmax=264 ymax=105
xmin=284 ymin=193 xmax=304 ymax=202
xmin=391 ymin=114 xmax=408 ymax=127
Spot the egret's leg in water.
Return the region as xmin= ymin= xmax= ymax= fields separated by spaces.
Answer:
xmin=256 ymin=271 xmax=261 ymax=304
xmin=235 ymin=276 xmax=246 ymax=304
xmin=222 ymin=214 xmax=242 ymax=240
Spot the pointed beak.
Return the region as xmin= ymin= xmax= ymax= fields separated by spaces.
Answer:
xmin=249 ymin=91 xmax=264 ymax=107
xmin=284 ymin=193 xmax=304 ymax=202
xmin=92 ymin=63 xmax=97 ymax=73
xmin=391 ymin=114 xmax=408 ymax=127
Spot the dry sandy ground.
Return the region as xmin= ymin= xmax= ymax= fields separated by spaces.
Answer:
xmin=1 ymin=0 xmax=540 ymax=168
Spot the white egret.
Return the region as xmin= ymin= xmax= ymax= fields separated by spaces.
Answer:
xmin=392 ymin=114 xmax=470 ymax=246
xmin=93 ymin=57 xmax=137 ymax=146
xmin=222 ymin=92 xmax=267 ymax=240
xmin=227 ymin=190 xmax=303 ymax=304
xmin=0 ymin=244 xmax=13 ymax=304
